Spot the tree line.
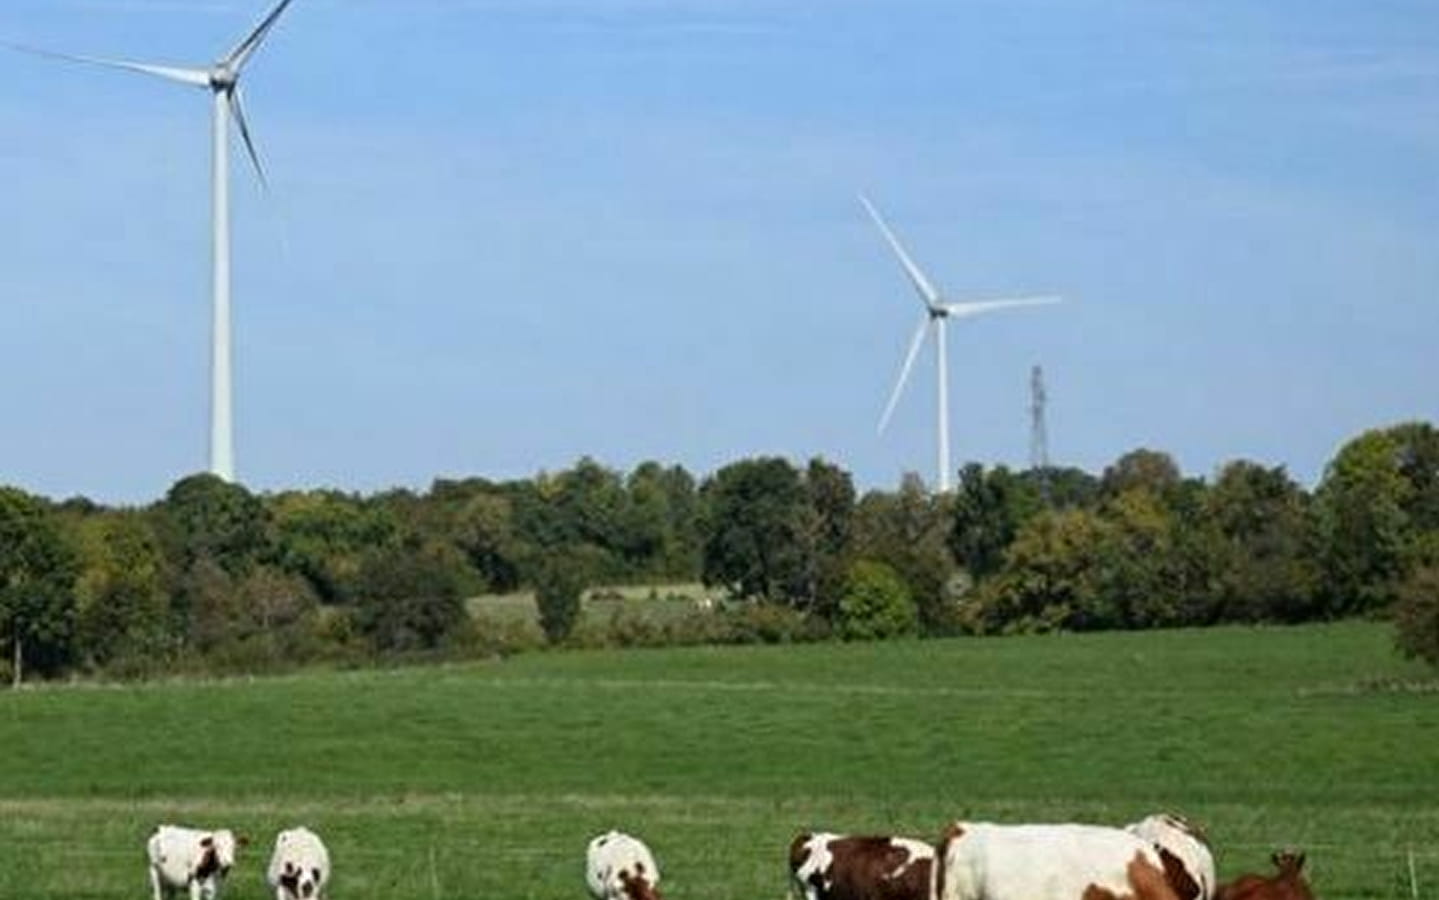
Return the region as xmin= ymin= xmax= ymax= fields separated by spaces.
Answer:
xmin=1 ymin=421 xmax=1436 ymax=684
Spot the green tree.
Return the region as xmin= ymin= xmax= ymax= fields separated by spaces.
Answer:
xmin=350 ymin=541 xmax=467 ymax=653
xmin=852 ymin=473 xmax=957 ymax=634
xmin=0 ymin=487 xmax=80 ymax=682
xmin=949 ymin=463 xmax=1042 ymax=582
xmin=1394 ymin=565 xmax=1439 ymax=666
xmin=1314 ymin=428 xmax=1414 ymax=614
xmin=1205 ymin=461 xmax=1319 ymax=622
xmin=269 ymin=490 xmax=397 ymax=602
xmin=837 ymin=560 xmax=917 ymax=640
xmin=158 ymin=473 xmax=271 ymax=576
xmin=1102 ymin=448 xmax=1182 ymax=498
xmin=977 ymin=507 xmax=1107 ymax=633
xmin=797 ymin=458 xmax=856 ymax=617
xmin=71 ymin=512 xmax=174 ymax=668
xmin=533 ymin=549 xmax=590 ymax=644
xmin=699 ymin=457 xmax=808 ymax=603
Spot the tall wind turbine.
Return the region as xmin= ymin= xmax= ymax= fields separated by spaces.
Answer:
xmin=861 ymin=195 xmax=1062 ymax=494
xmin=9 ymin=0 xmax=297 ymax=483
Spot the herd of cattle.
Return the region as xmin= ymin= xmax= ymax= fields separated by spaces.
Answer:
xmin=588 ymin=815 xmax=1315 ymax=900
xmin=143 ymin=812 xmax=1316 ymax=900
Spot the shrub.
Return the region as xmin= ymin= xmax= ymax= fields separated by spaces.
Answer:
xmin=837 ymin=560 xmax=918 ymax=640
xmin=1394 ymin=565 xmax=1439 ymax=666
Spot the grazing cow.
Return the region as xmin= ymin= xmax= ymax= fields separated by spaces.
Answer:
xmin=146 ymin=825 xmax=245 ymax=900
xmin=1216 ymin=852 xmax=1314 ymax=900
xmin=789 ymin=832 xmax=934 ymax=900
xmin=936 ymin=821 xmax=1182 ymax=900
xmin=587 ymin=831 xmax=664 ymax=900
xmin=267 ymin=827 xmax=331 ymax=900
xmin=1125 ymin=814 xmax=1216 ymax=900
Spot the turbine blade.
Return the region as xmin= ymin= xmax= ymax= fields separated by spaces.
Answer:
xmin=858 ymin=193 xmax=942 ymax=308
xmin=3 ymin=42 xmax=209 ymax=86
xmin=944 ymin=295 xmax=1064 ymax=317
xmin=228 ymin=88 xmax=269 ymax=191
xmin=878 ymin=316 xmax=930 ymax=434
xmin=224 ymin=0 xmax=297 ymax=72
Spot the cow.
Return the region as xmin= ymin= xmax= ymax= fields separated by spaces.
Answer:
xmin=1125 ymin=813 xmax=1216 ymax=900
xmin=146 ymin=825 xmax=245 ymax=900
xmin=587 ymin=830 xmax=664 ymax=900
xmin=1216 ymin=851 xmax=1315 ymax=900
xmin=935 ymin=821 xmax=1183 ymax=900
xmin=789 ymin=831 xmax=934 ymax=900
xmin=266 ymin=827 xmax=331 ymax=900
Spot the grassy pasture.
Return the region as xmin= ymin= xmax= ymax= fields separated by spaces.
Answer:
xmin=1 ymin=622 xmax=1436 ymax=900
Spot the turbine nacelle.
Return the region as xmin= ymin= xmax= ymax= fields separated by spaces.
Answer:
xmin=209 ymin=65 xmax=239 ymax=92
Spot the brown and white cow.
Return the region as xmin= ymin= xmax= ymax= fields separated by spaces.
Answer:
xmin=936 ymin=821 xmax=1182 ymax=900
xmin=789 ymin=832 xmax=935 ymax=900
xmin=146 ymin=825 xmax=247 ymax=900
xmin=1125 ymin=813 xmax=1216 ymax=900
xmin=587 ymin=831 xmax=664 ymax=900
xmin=1216 ymin=851 xmax=1315 ymax=900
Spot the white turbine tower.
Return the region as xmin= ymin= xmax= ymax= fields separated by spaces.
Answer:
xmin=9 ymin=0 xmax=297 ymax=483
xmin=861 ymin=195 xmax=1062 ymax=494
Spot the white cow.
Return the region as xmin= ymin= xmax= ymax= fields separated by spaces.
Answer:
xmin=267 ymin=827 xmax=332 ymax=900
xmin=936 ymin=821 xmax=1181 ymax=900
xmin=1125 ymin=813 xmax=1216 ymax=900
xmin=146 ymin=825 xmax=244 ymax=900
xmin=586 ymin=830 xmax=664 ymax=900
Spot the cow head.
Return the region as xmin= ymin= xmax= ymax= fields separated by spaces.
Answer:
xmin=279 ymin=861 xmax=324 ymax=899
xmin=619 ymin=864 xmax=663 ymax=900
xmin=195 ymin=834 xmax=236 ymax=881
xmin=1270 ymin=851 xmax=1305 ymax=878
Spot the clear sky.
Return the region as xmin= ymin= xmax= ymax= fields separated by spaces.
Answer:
xmin=1 ymin=0 xmax=1435 ymax=504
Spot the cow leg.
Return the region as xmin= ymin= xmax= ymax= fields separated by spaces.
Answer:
xmin=148 ymin=867 xmax=165 ymax=900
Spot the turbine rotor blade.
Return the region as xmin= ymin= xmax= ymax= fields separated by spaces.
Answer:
xmin=3 ymin=41 xmax=209 ymax=86
xmin=858 ymin=193 xmax=942 ymax=308
xmin=943 ymin=295 xmax=1064 ymax=317
xmin=224 ymin=0 xmax=297 ymax=72
xmin=227 ymin=88 xmax=269 ymax=191
xmin=878 ymin=316 xmax=930 ymax=434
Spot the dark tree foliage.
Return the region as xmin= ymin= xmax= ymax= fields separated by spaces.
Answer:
xmin=949 ymin=463 xmax=1042 ymax=582
xmin=1205 ymin=461 xmax=1319 ymax=622
xmin=158 ymin=474 xmax=271 ymax=575
xmin=851 ymin=474 xmax=956 ymax=634
xmin=270 ymin=489 xmax=398 ymax=602
xmin=350 ymin=542 xmax=467 ymax=653
xmin=1394 ymin=565 xmax=1439 ymax=667
xmin=699 ymin=457 xmax=809 ymax=604
xmin=532 ymin=549 xmax=589 ymax=645
xmin=1101 ymin=449 xmax=1182 ymax=498
xmin=0 ymin=487 xmax=80 ymax=680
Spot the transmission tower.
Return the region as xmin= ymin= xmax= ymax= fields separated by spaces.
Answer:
xmin=1029 ymin=364 xmax=1051 ymax=503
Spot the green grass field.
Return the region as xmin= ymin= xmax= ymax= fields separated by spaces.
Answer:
xmin=1 ymin=622 xmax=1436 ymax=900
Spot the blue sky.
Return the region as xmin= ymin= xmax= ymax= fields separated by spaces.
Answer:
xmin=1 ymin=0 xmax=1435 ymax=504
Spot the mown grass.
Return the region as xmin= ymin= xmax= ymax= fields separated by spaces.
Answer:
xmin=0 ymin=622 xmax=1435 ymax=900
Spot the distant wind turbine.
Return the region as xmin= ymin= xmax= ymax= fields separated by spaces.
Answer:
xmin=8 ymin=0 xmax=299 ymax=483
xmin=860 ymin=195 xmax=1062 ymax=494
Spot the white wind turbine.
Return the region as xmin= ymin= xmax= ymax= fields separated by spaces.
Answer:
xmin=861 ymin=195 xmax=1062 ymax=494
xmin=8 ymin=0 xmax=298 ymax=483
